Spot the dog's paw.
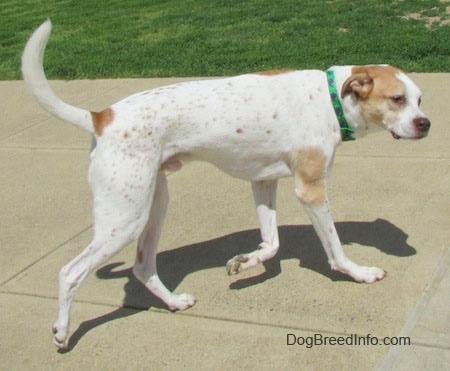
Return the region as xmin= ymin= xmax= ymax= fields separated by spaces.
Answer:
xmin=352 ymin=266 xmax=387 ymax=283
xmin=226 ymin=254 xmax=249 ymax=275
xmin=52 ymin=324 xmax=68 ymax=350
xmin=168 ymin=293 xmax=196 ymax=311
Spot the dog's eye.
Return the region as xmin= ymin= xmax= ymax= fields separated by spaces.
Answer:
xmin=418 ymin=97 xmax=422 ymax=106
xmin=389 ymin=95 xmax=405 ymax=105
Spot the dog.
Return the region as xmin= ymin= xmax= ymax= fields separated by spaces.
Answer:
xmin=21 ymin=20 xmax=430 ymax=349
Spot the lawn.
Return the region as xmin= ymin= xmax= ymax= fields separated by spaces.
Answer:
xmin=1 ymin=0 xmax=449 ymax=79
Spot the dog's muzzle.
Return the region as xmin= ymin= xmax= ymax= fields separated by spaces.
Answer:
xmin=391 ymin=117 xmax=431 ymax=139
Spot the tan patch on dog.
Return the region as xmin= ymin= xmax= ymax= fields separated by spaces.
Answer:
xmin=91 ymin=108 xmax=114 ymax=136
xmin=342 ymin=65 xmax=405 ymax=99
xmin=342 ymin=65 xmax=408 ymax=126
xmin=293 ymin=148 xmax=327 ymax=205
xmin=253 ymin=69 xmax=294 ymax=76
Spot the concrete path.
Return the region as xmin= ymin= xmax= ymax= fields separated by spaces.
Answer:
xmin=1 ymin=75 xmax=448 ymax=370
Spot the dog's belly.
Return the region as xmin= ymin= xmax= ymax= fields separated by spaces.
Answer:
xmin=163 ymin=120 xmax=296 ymax=181
xmin=161 ymin=144 xmax=293 ymax=181
xmin=201 ymin=153 xmax=293 ymax=181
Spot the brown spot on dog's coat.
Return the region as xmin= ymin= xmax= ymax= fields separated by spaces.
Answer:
xmin=236 ymin=128 xmax=243 ymax=133
xmin=91 ymin=107 xmax=114 ymax=136
xmin=253 ymin=69 xmax=294 ymax=76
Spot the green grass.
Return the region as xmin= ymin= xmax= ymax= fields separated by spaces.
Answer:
xmin=1 ymin=0 xmax=449 ymax=79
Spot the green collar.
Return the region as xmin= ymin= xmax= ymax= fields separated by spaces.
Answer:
xmin=326 ymin=69 xmax=355 ymax=141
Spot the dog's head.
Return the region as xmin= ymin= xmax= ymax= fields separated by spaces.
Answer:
xmin=341 ymin=65 xmax=430 ymax=139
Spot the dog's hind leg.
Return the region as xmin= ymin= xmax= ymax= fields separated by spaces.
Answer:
xmin=226 ymin=180 xmax=280 ymax=274
xmin=53 ymin=153 xmax=159 ymax=350
xmin=132 ymin=171 xmax=196 ymax=311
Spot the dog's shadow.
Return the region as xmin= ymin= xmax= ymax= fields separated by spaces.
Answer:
xmin=63 ymin=218 xmax=415 ymax=352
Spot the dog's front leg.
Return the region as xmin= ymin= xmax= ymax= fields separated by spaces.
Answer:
xmin=293 ymin=149 xmax=386 ymax=283
xmin=227 ymin=180 xmax=280 ymax=274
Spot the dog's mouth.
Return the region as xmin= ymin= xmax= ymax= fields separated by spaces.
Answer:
xmin=390 ymin=131 xmax=401 ymax=140
xmin=390 ymin=130 xmax=428 ymax=140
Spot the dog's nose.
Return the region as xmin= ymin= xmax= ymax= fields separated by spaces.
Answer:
xmin=414 ymin=117 xmax=431 ymax=133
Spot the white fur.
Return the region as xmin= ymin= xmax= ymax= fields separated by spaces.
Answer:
xmin=21 ymin=20 xmax=93 ymax=133
xmin=21 ymin=20 xmax=430 ymax=350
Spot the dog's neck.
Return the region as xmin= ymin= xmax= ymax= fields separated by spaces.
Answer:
xmin=327 ymin=66 xmax=369 ymax=139
xmin=326 ymin=69 xmax=355 ymax=141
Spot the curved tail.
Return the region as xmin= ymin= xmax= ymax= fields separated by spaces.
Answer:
xmin=21 ymin=20 xmax=94 ymax=134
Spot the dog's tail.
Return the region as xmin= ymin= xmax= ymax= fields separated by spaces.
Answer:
xmin=21 ymin=20 xmax=94 ymax=134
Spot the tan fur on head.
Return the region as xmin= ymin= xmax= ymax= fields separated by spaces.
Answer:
xmin=341 ymin=65 xmax=405 ymax=100
xmin=341 ymin=73 xmax=374 ymax=99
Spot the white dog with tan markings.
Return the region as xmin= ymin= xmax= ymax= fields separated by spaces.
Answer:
xmin=21 ymin=20 xmax=430 ymax=349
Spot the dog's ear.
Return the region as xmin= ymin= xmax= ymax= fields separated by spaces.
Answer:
xmin=341 ymin=73 xmax=374 ymax=99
